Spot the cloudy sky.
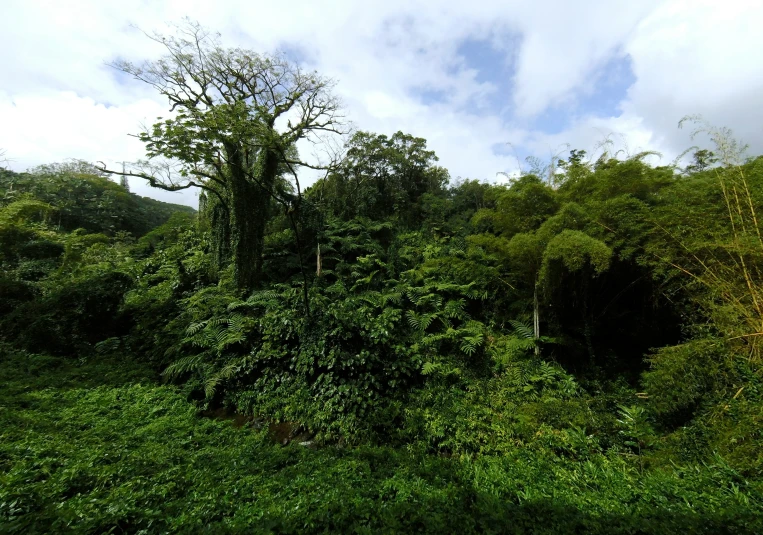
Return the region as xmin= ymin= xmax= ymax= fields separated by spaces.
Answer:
xmin=1 ymin=0 xmax=761 ymax=207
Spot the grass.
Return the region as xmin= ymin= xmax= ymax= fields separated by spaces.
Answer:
xmin=1 ymin=348 xmax=762 ymax=534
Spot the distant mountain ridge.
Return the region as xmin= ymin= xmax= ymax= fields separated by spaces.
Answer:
xmin=0 ymin=167 xmax=195 ymax=237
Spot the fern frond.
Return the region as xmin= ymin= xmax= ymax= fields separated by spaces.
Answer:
xmin=227 ymin=301 xmax=247 ymax=311
xmin=443 ymin=298 xmax=466 ymax=318
xmin=419 ymin=312 xmax=437 ymax=331
xmin=422 ymin=361 xmax=441 ymax=375
xmin=186 ymin=321 xmax=209 ymax=336
xmin=163 ymin=354 xmax=206 ymax=379
xmin=203 ymin=375 xmax=222 ymax=399
xmin=406 ymin=311 xmax=421 ymax=330
xmin=509 ymin=319 xmax=535 ymax=340
xmin=208 ymin=317 xmax=230 ymax=328
xmin=94 ymin=337 xmax=121 ymax=354
xmin=203 ymin=360 xmax=245 ymax=399
xmin=382 ymin=291 xmax=402 ymax=305
xmin=465 ymin=288 xmax=487 ymax=300
xmin=460 ymin=339 xmax=478 ymax=356
xmin=464 ymin=320 xmax=483 ymax=332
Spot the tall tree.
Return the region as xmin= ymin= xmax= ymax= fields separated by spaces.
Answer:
xmin=317 ymin=131 xmax=448 ymax=225
xmin=104 ymin=21 xmax=347 ymax=291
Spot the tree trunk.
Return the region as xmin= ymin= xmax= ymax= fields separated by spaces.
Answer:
xmin=210 ymin=200 xmax=231 ymax=271
xmin=533 ymin=278 xmax=540 ymax=357
xmin=582 ymin=287 xmax=596 ymax=365
xmin=229 ymin=175 xmax=259 ymax=291
xmin=228 ymin=147 xmax=279 ymax=292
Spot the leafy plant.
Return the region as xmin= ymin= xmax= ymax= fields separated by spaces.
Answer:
xmin=617 ymin=404 xmax=656 ymax=472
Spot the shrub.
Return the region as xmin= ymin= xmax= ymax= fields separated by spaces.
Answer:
xmin=1 ymin=271 xmax=133 ymax=355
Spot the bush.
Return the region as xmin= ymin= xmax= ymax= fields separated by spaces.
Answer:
xmin=1 ymin=271 xmax=133 ymax=355
xmin=17 ymin=239 xmax=64 ymax=260
xmin=643 ymin=337 xmax=731 ymax=425
xmin=0 ymin=278 xmax=36 ymax=316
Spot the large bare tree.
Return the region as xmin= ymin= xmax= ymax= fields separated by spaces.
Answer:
xmin=104 ymin=20 xmax=348 ymax=291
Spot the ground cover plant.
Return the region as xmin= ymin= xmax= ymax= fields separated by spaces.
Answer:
xmin=2 ymin=349 xmax=762 ymax=534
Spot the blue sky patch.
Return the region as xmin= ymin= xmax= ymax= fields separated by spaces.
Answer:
xmin=278 ymin=43 xmax=311 ymax=66
xmin=579 ymin=53 xmax=635 ymax=117
xmin=453 ymin=35 xmax=519 ymax=115
xmin=409 ymin=32 xmax=521 ymax=114
xmin=455 ymin=37 xmax=515 ymax=85
xmin=525 ymin=53 xmax=635 ymax=134
xmin=412 ymin=87 xmax=449 ymax=105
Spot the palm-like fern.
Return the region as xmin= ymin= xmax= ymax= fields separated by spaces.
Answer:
xmin=184 ymin=313 xmax=251 ymax=352
xmin=163 ymin=354 xmax=251 ymax=400
xmin=493 ymin=319 xmax=558 ymax=365
xmin=228 ymin=288 xmax=287 ymax=311
xmin=163 ymin=354 xmax=207 ymax=379
xmin=501 ymin=360 xmax=579 ymax=400
xmin=406 ymin=311 xmax=439 ymax=332
xmin=509 ymin=319 xmax=535 ymax=340
xmin=164 ymin=291 xmax=269 ymax=402
xmin=405 ymin=281 xmax=487 ymax=359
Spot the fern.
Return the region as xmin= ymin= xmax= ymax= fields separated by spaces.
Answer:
xmin=94 ymin=337 xmax=122 ymax=354
xmin=509 ymin=320 xmax=535 ymax=340
xmin=407 ymin=311 xmax=440 ymax=332
xmin=422 ymin=361 xmax=441 ymax=375
xmin=443 ymin=298 xmax=466 ymax=319
xmin=203 ymin=357 xmax=247 ymax=399
xmin=163 ymin=354 xmax=207 ymax=380
xmin=381 ymin=290 xmax=403 ymax=306
xmin=229 ymin=289 xmax=282 ymax=311
xmin=185 ymin=321 xmax=209 ymax=337
xmin=460 ymin=338 xmax=479 ymax=356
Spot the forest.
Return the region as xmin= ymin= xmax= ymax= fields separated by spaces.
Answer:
xmin=2 ymin=22 xmax=763 ymax=534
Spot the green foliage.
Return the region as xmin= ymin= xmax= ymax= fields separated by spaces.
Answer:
xmin=114 ymin=21 xmax=346 ymax=291
xmin=5 ymin=88 xmax=763 ymax=532
xmin=644 ymin=338 xmax=732 ymax=420
xmin=540 ymin=230 xmax=612 ymax=279
xmin=121 ymin=222 xmax=217 ymax=363
xmin=0 ymin=278 xmax=36 ymax=315
xmin=0 ymin=199 xmax=54 ymax=226
xmin=317 ymin=131 xmax=448 ymax=227
xmin=490 ymin=174 xmax=559 ymax=237
xmin=405 ymin=279 xmax=488 ymax=365
xmin=3 ymin=349 xmax=762 ymax=534
xmin=617 ymin=404 xmax=656 ymax=472
xmin=0 ymin=166 xmax=194 ymax=236
xmin=702 ymin=363 xmax=763 ymax=476
xmin=1 ymin=271 xmax=133 ymax=355
xmin=159 ymin=277 xmax=416 ymax=441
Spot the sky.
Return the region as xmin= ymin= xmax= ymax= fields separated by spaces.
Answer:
xmin=1 ymin=0 xmax=762 ymax=207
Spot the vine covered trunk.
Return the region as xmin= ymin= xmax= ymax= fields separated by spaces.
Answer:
xmin=228 ymin=147 xmax=280 ymax=292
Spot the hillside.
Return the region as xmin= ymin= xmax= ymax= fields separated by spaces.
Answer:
xmin=0 ymin=164 xmax=195 ymax=238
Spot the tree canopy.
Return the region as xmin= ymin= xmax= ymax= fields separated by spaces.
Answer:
xmin=107 ymin=21 xmax=348 ymax=291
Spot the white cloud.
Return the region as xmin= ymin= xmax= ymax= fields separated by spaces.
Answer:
xmin=520 ymin=0 xmax=763 ymax=167
xmin=0 ymin=90 xmax=194 ymax=205
xmin=622 ymin=0 xmax=763 ymax=156
xmin=0 ymin=0 xmax=760 ymax=208
xmin=508 ymin=1 xmax=661 ymax=117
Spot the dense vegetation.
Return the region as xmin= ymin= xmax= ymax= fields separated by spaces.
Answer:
xmin=2 ymin=22 xmax=763 ymax=533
